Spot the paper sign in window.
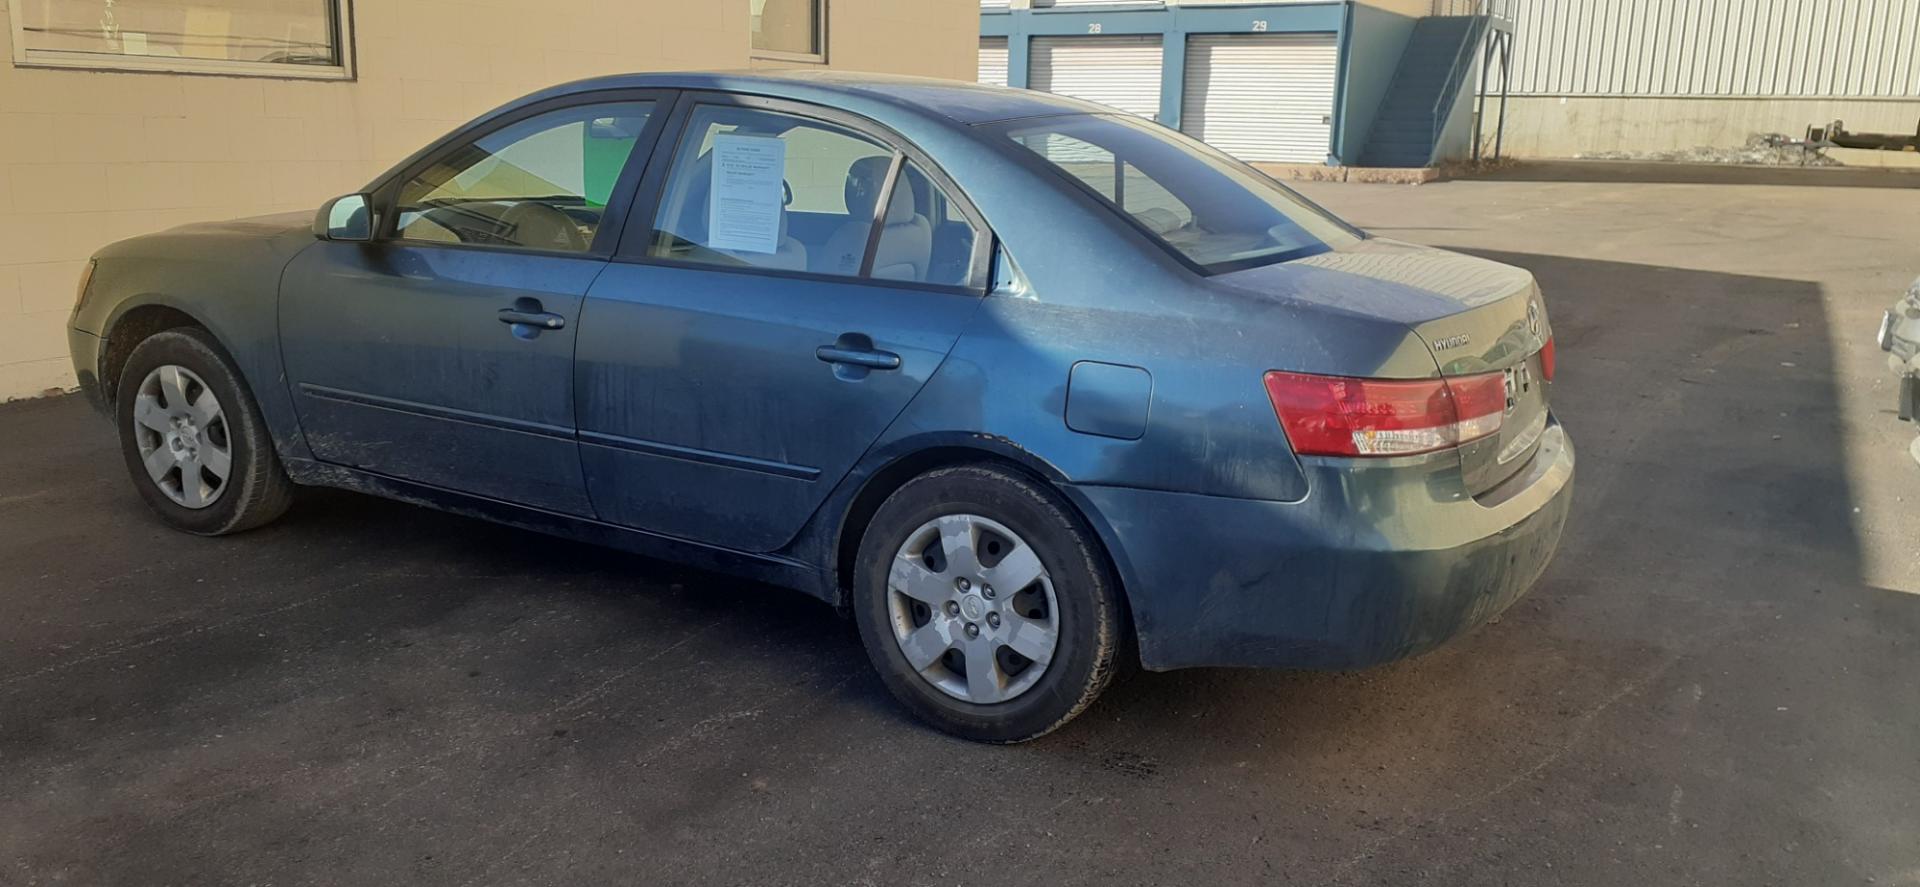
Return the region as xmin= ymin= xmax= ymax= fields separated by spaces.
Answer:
xmin=708 ymin=134 xmax=787 ymax=254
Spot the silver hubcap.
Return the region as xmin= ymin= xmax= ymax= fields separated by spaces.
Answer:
xmin=886 ymin=514 xmax=1059 ymax=704
xmin=131 ymin=365 xmax=232 ymax=510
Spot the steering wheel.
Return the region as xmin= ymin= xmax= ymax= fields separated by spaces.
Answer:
xmin=499 ymin=202 xmax=587 ymax=252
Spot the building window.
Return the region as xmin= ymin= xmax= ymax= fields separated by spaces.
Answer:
xmin=8 ymin=0 xmax=354 ymax=79
xmin=750 ymin=0 xmax=824 ymax=63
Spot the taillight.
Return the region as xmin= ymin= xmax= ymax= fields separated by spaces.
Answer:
xmin=1538 ymin=337 xmax=1556 ymax=382
xmin=1263 ymin=370 xmax=1506 ymax=457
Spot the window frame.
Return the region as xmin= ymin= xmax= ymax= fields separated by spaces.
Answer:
xmin=615 ymin=90 xmax=995 ymax=297
xmin=359 ymin=89 xmax=679 ymax=261
xmin=7 ymin=0 xmax=358 ymax=80
xmin=749 ymin=0 xmax=827 ymax=64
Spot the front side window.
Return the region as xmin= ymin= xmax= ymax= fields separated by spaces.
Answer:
xmin=391 ymin=102 xmax=655 ymax=253
xmin=750 ymin=0 xmax=824 ymax=61
xmin=13 ymin=0 xmax=353 ymax=78
xmin=1002 ymin=114 xmax=1362 ymax=273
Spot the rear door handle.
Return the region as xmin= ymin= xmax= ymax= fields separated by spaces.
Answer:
xmin=498 ymin=308 xmax=566 ymax=330
xmin=815 ymin=345 xmax=901 ymax=371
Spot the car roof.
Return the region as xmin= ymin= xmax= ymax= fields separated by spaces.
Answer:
xmin=520 ymin=69 xmax=1111 ymax=126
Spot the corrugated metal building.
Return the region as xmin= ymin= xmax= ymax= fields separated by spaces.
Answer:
xmin=1492 ymin=0 xmax=1920 ymax=156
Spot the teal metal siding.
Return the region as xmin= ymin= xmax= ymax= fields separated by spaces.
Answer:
xmin=983 ymin=3 xmax=1351 ymax=152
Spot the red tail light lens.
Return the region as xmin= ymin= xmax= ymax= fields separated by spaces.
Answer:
xmin=1539 ymin=337 xmax=1556 ymax=382
xmin=1263 ymin=370 xmax=1506 ymax=457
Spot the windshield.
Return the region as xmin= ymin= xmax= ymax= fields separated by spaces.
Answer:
xmin=999 ymin=114 xmax=1363 ymax=274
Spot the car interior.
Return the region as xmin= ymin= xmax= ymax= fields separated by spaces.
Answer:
xmin=652 ymin=116 xmax=978 ymax=287
xmin=383 ymin=102 xmax=979 ymax=286
xmin=390 ymin=107 xmax=653 ymax=253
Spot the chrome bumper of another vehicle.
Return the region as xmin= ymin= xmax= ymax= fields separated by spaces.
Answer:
xmin=1883 ymin=282 xmax=1920 ymax=422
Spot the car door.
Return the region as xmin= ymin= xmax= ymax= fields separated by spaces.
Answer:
xmin=575 ymin=93 xmax=994 ymax=552
xmin=279 ymin=91 xmax=672 ymax=515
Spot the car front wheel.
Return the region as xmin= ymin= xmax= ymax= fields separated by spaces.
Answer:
xmin=114 ymin=327 xmax=293 ymax=536
xmin=852 ymin=464 xmax=1124 ymax=743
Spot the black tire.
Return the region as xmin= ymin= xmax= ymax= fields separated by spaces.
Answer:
xmin=852 ymin=464 xmax=1124 ymax=743
xmin=114 ymin=327 xmax=293 ymax=536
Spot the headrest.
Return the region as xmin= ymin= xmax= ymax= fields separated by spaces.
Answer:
xmin=845 ymin=156 xmax=918 ymax=226
xmin=883 ymin=179 xmax=917 ymax=225
xmin=844 ymin=156 xmax=890 ymax=217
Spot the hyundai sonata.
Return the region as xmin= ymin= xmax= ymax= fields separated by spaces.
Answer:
xmin=67 ymin=72 xmax=1573 ymax=742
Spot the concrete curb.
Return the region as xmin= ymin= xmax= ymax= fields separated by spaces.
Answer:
xmin=1251 ymin=163 xmax=1440 ymax=185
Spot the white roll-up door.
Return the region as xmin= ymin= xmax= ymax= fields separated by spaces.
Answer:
xmin=978 ymin=37 xmax=1009 ymax=87
xmin=1181 ymin=33 xmax=1338 ymax=164
xmin=1030 ymin=35 xmax=1164 ymax=121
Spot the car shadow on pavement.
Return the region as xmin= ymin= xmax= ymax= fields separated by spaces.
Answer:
xmin=1026 ymin=250 xmax=1920 ymax=884
xmin=4 ymin=250 xmax=1915 ymax=885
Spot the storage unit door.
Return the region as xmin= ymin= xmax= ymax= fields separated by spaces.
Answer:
xmin=978 ymin=37 xmax=1009 ymax=87
xmin=1030 ymin=35 xmax=1164 ymax=121
xmin=1181 ymin=33 xmax=1338 ymax=164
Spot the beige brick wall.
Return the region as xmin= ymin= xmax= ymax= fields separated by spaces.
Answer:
xmin=0 ymin=0 xmax=977 ymax=401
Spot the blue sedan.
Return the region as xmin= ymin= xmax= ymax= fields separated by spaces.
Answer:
xmin=66 ymin=72 xmax=1573 ymax=742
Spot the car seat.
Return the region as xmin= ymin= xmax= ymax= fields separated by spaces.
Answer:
xmin=817 ymin=156 xmax=932 ymax=281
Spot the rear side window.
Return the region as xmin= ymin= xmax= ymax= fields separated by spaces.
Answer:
xmin=647 ymin=104 xmax=892 ymax=276
xmin=392 ymin=102 xmax=654 ymax=253
xmin=873 ymin=161 xmax=982 ymax=287
xmin=646 ymin=104 xmax=987 ymax=289
xmin=1001 ymin=114 xmax=1361 ymax=274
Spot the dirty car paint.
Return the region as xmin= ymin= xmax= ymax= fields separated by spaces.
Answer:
xmin=67 ymin=71 xmax=1573 ymax=674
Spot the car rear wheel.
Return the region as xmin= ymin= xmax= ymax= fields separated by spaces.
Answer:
xmin=114 ymin=327 xmax=293 ymax=536
xmin=852 ymin=464 xmax=1123 ymax=743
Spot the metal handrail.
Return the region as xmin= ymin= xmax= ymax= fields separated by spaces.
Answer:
xmin=1428 ymin=0 xmax=1504 ymax=162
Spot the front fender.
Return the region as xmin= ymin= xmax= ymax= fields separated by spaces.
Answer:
xmin=75 ymin=223 xmax=318 ymax=467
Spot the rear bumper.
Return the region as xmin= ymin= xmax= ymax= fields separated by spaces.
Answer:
xmin=1067 ymin=421 xmax=1575 ymax=672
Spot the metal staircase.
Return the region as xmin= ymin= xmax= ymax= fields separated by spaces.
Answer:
xmin=1358 ymin=0 xmax=1515 ymax=168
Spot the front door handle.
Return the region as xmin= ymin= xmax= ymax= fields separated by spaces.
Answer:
xmin=815 ymin=345 xmax=901 ymax=370
xmin=499 ymin=308 xmax=566 ymax=331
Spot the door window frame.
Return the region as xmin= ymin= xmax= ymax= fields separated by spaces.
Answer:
xmin=615 ymin=90 xmax=996 ymax=297
xmin=361 ymin=88 xmax=679 ymax=261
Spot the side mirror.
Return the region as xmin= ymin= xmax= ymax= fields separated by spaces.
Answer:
xmin=314 ymin=194 xmax=372 ymax=241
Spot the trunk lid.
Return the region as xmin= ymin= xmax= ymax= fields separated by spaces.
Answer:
xmin=1225 ymin=238 xmax=1554 ymax=494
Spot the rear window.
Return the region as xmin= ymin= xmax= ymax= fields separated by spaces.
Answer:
xmin=999 ymin=114 xmax=1362 ymax=274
